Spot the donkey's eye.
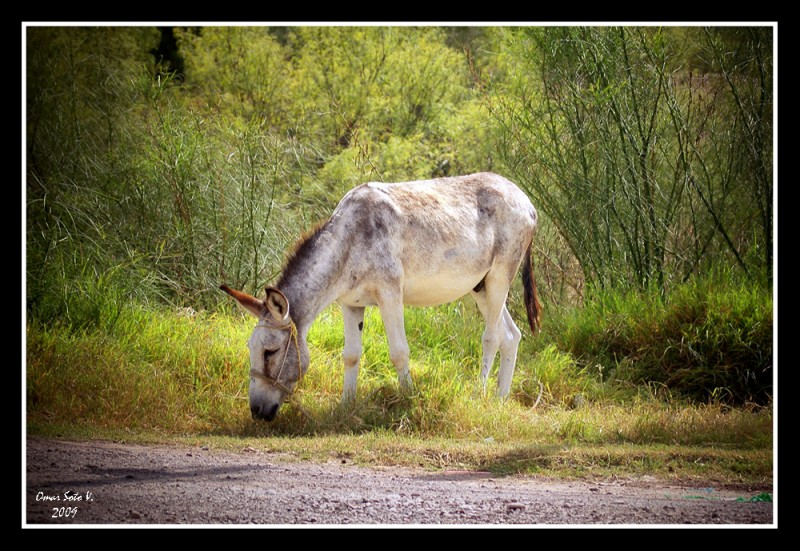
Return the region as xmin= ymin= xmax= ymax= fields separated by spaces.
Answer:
xmin=263 ymin=349 xmax=278 ymax=362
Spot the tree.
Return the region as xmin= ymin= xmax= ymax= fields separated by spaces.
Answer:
xmin=176 ymin=27 xmax=291 ymax=126
xmin=484 ymin=26 xmax=772 ymax=295
xmin=26 ymin=27 xmax=163 ymax=315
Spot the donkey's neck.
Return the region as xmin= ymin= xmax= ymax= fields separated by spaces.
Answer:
xmin=276 ymin=220 xmax=348 ymax=336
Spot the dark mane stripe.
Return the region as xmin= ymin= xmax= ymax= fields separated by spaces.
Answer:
xmin=276 ymin=220 xmax=329 ymax=290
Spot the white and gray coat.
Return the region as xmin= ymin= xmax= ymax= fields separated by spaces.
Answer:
xmin=222 ymin=172 xmax=541 ymax=421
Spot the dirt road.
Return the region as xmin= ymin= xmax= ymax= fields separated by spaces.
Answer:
xmin=25 ymin=437 xmax=774 ymax=526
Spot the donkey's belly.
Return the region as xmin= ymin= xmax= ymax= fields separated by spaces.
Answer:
xmin=337 ymin=272 xmax=480 ymax=308
xmin=402 ymin=272 xmax=483 ymax=307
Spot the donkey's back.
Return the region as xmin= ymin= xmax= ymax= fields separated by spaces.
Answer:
xmin=333 ymin=172 xmax=537 ymax=308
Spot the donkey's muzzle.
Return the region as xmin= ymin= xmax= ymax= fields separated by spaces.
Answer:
xmin=251 ymin=402 xmax=280 ymax=422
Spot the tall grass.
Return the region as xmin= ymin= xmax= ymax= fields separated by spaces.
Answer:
xmin=546 ymin=273 xmax=773 ymax=405
xmin=26 ymin=275 xmax=772 ymax=451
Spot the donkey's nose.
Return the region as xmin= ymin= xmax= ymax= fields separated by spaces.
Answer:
xmin=251 ymin=402 xmax=279 ymax=422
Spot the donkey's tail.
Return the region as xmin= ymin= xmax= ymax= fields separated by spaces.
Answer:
xmin=521 ymin=241 xmax=542 ymax=334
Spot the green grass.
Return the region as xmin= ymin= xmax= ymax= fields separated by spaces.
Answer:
xmin=547 ymin=276 xmax=773 ymax=405
xmin=26 ymin=290 xmax=773 ymax=484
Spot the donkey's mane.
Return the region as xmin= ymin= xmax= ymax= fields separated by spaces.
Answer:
xmin=276 ymin=220 xmax=329 ymax=291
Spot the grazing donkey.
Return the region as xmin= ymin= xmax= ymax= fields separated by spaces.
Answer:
xmin=221 ymin=172 xmax=541 ymax=421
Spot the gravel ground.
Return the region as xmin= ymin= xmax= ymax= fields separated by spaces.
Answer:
xmin=25 ymin=437 xmax=774 ymax=526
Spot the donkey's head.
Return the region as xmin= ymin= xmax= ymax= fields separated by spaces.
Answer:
xmin=220 ymin=285 xmax=308 ymax=421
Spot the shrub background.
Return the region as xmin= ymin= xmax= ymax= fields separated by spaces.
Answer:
xmin=25 ymin=25 xmax=773 ymax=409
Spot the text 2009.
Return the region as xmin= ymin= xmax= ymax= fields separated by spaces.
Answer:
xmin=52 ymin=507 xmax=79 ymax=519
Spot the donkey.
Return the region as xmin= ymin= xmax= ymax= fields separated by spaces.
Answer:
xmin=221 ymin=172 xmax=541 ymax=421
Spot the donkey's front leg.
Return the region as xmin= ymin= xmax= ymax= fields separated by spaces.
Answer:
xmin=377 ymin=295 xmax=413 ymax=391
xmin=341 ymin=304 xmax=366 ymax=403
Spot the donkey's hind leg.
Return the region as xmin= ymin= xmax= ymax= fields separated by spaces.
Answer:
xmin=472 ymin=276 xmax=520 ymax=398
xmin=471 ymin=280 xmax=507 ymax=393
xmin=496 ymin=306 xmax=522 ymax=398
xmin=376 ymin=291 xmax=413 ymax=391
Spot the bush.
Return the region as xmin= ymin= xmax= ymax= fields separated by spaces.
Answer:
xmin=552 ymin=276 xmax=772 ymax=405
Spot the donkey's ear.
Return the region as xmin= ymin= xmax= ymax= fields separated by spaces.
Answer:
xmin=220 ymin=285 xmax=266 ymax=319
xmin=264 ymin=287 xmax=290 ymax=324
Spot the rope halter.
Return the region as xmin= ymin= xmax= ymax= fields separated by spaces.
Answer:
xmin=249 ymin=316 xmax=303 ymax=401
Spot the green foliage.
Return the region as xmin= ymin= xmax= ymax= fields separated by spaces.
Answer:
xmin=176 ymin=27 xmax=291 ymax=124
xmin=288 ymin=27 xmax=468 ymax=147
xmin=27 ymin=27 xmax=162 ymax=313
xmin=27 ymin=306 xmax=250 ymax=433
xmin=551 ymin=274 xmax=772 ymax=405
xmin=26 ymin=26 xmax=497 ymax=319
xmin=25 ymin=25 xmax=773 ymax=432
xmin=25 ymin=25 xmax=774 ymax=304
xmin=485 ymin=26 xmax=773 ymax=291
xmin=26 ymin=301 xmax=772 ymax=453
